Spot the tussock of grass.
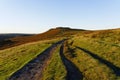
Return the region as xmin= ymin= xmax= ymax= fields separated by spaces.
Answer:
xmin=0 ymin=39 xmax=61 ymax=80
xmin=42 ymin=46 xmax=67 ymax=80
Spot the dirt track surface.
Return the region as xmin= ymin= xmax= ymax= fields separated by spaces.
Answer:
xmin=8 ymin=40 xmax=64 ymax=80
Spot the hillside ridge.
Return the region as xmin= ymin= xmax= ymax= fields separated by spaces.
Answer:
xmin=0 ymin=27 xmax=85 ymax=50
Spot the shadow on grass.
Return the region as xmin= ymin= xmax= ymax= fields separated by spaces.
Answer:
xmin=60 ymin=45 xmax=83 ymax=80
xmin=76 ymin=46 xmax=120 ymax=76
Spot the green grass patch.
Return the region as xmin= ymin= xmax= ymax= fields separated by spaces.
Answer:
xmin=42 ymin=46 xmax=67 ymax=80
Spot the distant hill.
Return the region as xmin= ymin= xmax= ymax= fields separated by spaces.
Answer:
xmin=0 ymin=27 xmax=86 ymax=50
xmin=0 ymin=34 xmax=33 ymax=40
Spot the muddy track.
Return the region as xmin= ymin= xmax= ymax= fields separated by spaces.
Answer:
xmin=8 ymin=40 xmax=65 ymax=80
xmin=60 ymin=44 xmax=83 ymax=80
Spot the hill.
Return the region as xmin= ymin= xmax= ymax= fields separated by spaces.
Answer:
xmin=0 ymin=27 xmax=86 ymax=50
xmin=0 ymin=33 xmax=33 ymax=40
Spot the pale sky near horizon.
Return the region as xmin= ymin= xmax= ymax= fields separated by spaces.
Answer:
xmin=0 ymin=0 xmax=120 ymax=33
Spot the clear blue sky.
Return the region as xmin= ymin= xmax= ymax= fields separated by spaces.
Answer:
xmin=0 ymin=0 xmax=120 ymax=33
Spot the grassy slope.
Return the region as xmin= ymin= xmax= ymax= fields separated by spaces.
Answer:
xmin=64 ymin=29 xmax=120 ymax=80
xmin=73 ymin=29 xmax=120 ymax=68
xmin=0 ymin=39 xmax=61 ymax=80
xmin=42 ymin=46 xmax=67 ymax=80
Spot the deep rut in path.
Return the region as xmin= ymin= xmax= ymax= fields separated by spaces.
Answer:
xmin=8 ymin=40 xmax=64 ymax=80
xmin=60 ymin=44 xmax=83 ymax=80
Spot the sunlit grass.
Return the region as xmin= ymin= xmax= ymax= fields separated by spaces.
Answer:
xmin=0 ymin=39 xmax=61 ymax=80
xmin=63 ymin=29 xmax=120 ymax=80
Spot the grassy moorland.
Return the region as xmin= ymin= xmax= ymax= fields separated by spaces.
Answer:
xmin=1 ymin=28 xmax=120 ymax=80
xmin=0 ymin=38 xmax=62 ymax=80
xmin=63 ymin=29 xmax=120 ymax=80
